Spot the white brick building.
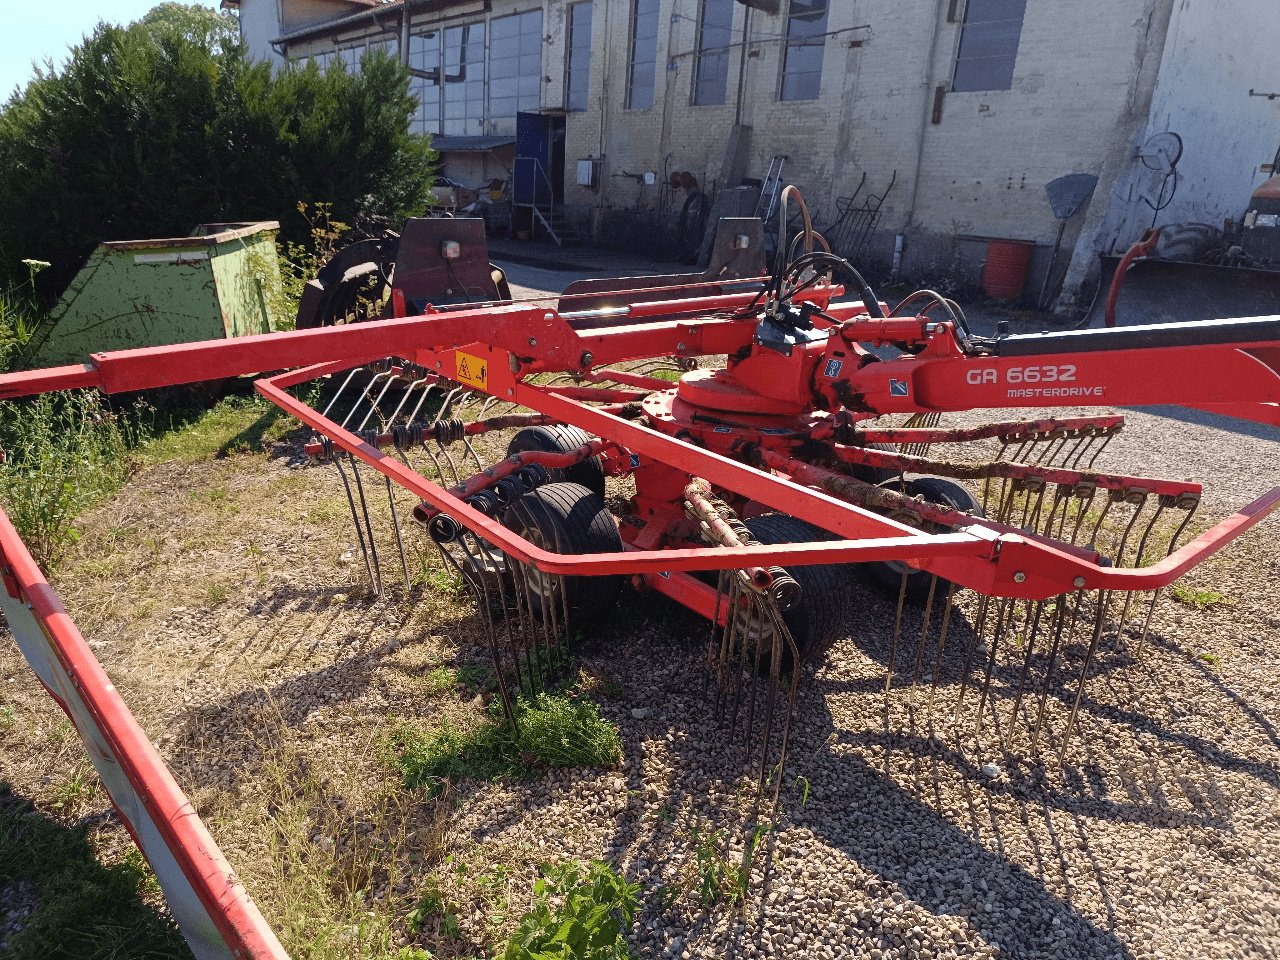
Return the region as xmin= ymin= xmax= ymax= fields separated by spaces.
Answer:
xmin=224 ymin=0 xmax=1280 ymax=308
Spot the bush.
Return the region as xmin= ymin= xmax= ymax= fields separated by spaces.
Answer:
xmin=0 ymin=5 xmax=434 ymax=295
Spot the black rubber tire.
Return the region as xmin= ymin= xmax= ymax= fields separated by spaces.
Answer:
xmin=507 ymin=425 xmax=606 ymax=499
xmin=743 ymin=514 xmax=851 ymax=665
xmin=868 ymin=476 xmax=983 ymax=604
xmin=501 ymin=482 xmax=623 ymax=624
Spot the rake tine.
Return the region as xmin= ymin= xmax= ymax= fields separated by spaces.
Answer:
xmin=1086 ymin=431 xmax=1115 ymax=469
xmin=333 ymin=456 xmax=378 ymax=592
xmin=1030 ymin=597 xmax=1071 ymax=752
xmin=926 ymin=582 xmax=958 ymax=714
xmin=1117 ymin=500 xmax=1166 ymax=630
xmin=975 ymin=598 xmax=1013 ymax=743
xmin=909 ymin=575 xmax=940 ymax=703
xmin=953 ymin=594 xmax=993 ymax=722
xmin=885 ymin=572 xmax=909 ymax=694
xmin=347 ymin=456 xmax=384 ymax=595
xmin=1008 ymin=599 xmax=1049 ymax=742
xmin=383 ymin=474 xmax=411 ymax=590
xmin=1059 ymin=600 xmax=1108 ymax=765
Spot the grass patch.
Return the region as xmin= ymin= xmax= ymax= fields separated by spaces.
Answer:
xmin=498 ymin=861 xmax=640 ymax=960
xmin=389 ymin=692 xmax=622 ymax=794
xmin=0 ymin=782 xmax=191 ymax=959
xmin=139 ymin=395 xmax=293 ymax=464
xmin=224 ymin=715 xmax=447 ymax=960
xmin=1170 ymin=584 xmax=1234 ymax=611
xmin=0 ymin=392 xmax=137 ymax=568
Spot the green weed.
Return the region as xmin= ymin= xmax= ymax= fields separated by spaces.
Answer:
xmin=1193 ymin=650 xmax=1222 ymax=668
xmin=0 ymin=704 xmax=14 ymax=731
xmin=1170 ymin=584 xmax=1234 ymax=611
xmin=388 ymin=692 xmax=622 ymax=795
xmin=425 ymin=666 xmax=458 ymax=694
xmin=407 ymin=883 xmax=462 ymax=939
xmin=0 ymin=783 xmax=190 ymax=959
xmin=0 ymin=391 xmax=137 ymax=568
xmin=497 ymin=861 xmax=640 ymax=960
xmin=689 ymin=822 xmax=769 ymax=909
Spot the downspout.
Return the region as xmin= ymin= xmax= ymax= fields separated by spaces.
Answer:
xmin=733 ymin=7 xmax=751 ymax=126
xmin=401 ymin=1 xmax=410 ymax=66
xmin=896 ymin=0 xmax=949 ymax=276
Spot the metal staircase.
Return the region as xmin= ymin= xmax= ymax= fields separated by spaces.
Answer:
xmin=514 ymin=157 xmax=580 ymax=247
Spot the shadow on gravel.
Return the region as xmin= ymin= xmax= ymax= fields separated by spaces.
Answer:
xmin=1124 ymin=404 xmax=1280 ymax=442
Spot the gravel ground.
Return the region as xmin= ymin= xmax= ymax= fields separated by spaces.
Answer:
xmin=1 ymin=260 xmax=1277 ymax=959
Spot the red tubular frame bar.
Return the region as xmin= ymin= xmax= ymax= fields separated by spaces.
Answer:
xmin=0 ymin=512 xmax=287 ymax=959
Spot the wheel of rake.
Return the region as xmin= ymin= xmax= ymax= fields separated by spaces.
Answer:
xmin=507 ymin=425 xmax=606 ymax=499
xmin=839 ymin=440 xmax=900 ymax=486
xmin=868 ymin=476 xmax=983 ymax=604
xmin=742 ymin=513 xmax=851 ymax=665
xmin=501 ymin=482 xmax=624 ymax=625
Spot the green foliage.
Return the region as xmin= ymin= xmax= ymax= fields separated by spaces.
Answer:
xmin=1170 ymin=583 xmax=1234 ymax=611
xmin=497 ymin=861 xmax=640 ymax=960
xmin=389 ymin=693 xmax=623 ymax=795
xmin=0 ymin=392 xmax=138 ymax=568
xmin=0 ymin=783 xmax=192 ymax=959
xmin=0 ymin=11 xmax=434 ymax=295
xmin=689 ymin=823 xmax=769 ymax=909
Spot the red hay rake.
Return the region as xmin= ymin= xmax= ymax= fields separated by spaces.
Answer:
xmin=1 ymin=194 xmax=1278 ymax=956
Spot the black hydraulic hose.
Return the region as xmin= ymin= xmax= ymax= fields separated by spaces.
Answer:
xmin=780 ymin=251 xmax=885 ymax=318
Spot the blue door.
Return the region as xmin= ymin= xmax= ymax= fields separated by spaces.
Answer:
xmin=514 ymin=112 xmax=554 ymax=206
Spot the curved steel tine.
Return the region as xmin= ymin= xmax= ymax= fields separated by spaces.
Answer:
xmin=384 ymin=474 xmax=411 ymax=590
xmin=884 ymin=572 xmax=910 ymax=694
xmin=1059 ymin=600 xmax=1108 ymax=766
xmin=1008 ymin=599 xmax=1048 ymax=745
xmin=334 ymin=457 xmax=376 ymax=587
xmin=909 ymin=575 xmax=940 ymax=703
xmin=1134 ymin=500 xmax=1199 ymax=659
xmin=974 ymin=598 xmax=1013 ymax=746
xmin=1030 ymin=597 xmax=1071 ymax=752
xmin=926 ymin=582 xmax=958 ymax=716
xmin=1086 ymin=432 xmax=1115 ymax=469
xmin=320 ymin=367 xmax=364 ymax=420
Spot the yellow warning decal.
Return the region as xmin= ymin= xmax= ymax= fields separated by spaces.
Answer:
xmin=454 ymin=350 xmax=488 ymax=390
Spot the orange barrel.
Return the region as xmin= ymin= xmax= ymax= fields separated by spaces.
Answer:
xmin=982 ymin=239 xmax=1034 ymax=300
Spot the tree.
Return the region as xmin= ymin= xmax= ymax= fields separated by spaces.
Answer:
xmin=0 ymin=8 xmax=434 ymax=295
xmin=139 ymin=2 xmax=241 ymax=56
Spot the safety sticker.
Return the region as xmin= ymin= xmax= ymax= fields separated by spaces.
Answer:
xmin=823 ymin=358 xmax=844 ymax=378
xmin=455 ymin=350 xmax=488 ymax=390
xmin=890 ymin=379 xmax=910 ymax=397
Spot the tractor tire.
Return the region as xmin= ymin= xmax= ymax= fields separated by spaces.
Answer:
xmin=868 ymin=476 xmax=983 ymax=604
xmin=507 ymin=425 xmax=606 ymax=499
xmin=501 ymin=482 xmax=623 ymax=624
xmin=743 ymin=513 xmax=851 ymax=665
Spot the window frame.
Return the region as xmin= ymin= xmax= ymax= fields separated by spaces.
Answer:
xmin=950 ymin=0 xmax=1026 ymax=93
xmin=626 ymin=0 xmax=660 ymax=111
xmin=778 ymin=0 xmax=829 ymax=103
xmin=691 ymin=0 xmax=734 ymax=107
xmin=565 ymin=2 xmax=593 ymax=113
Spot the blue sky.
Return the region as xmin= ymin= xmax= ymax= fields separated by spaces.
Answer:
xmin=1 ymin=1 xmax=220 ymax=102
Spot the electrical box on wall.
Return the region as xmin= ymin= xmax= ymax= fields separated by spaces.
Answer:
xmin=576 ymin=159 xmax=600 ymax=188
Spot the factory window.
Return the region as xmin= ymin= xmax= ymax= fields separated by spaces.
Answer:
xmin=627 ymin=0 xmax=660 ymax=109
xmin=409 ymin=30 xmax=442 ymax=135
xmin=566 ymin=3 xmax=593 ymax=112
xmin=692 ymin=0 xmax=734 ymax=106
xmin=489 ymin=10 xmax=543 ymax=131
xmin=779 ymin=0 xmax=828 ymax=102
xmin=951 ymin=0 xmax=1026 ymax=92
xmin=337 ymin=45 xmax=363 ymax=72
xmin=442 ymin=23 xmax=486 ymax=136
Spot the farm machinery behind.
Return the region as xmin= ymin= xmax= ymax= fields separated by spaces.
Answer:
xmin=0 ymin=187 xmax=1278 ymax=957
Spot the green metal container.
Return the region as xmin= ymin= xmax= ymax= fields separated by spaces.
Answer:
xmin=25 ymin=221 xmax=284 ymax=367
